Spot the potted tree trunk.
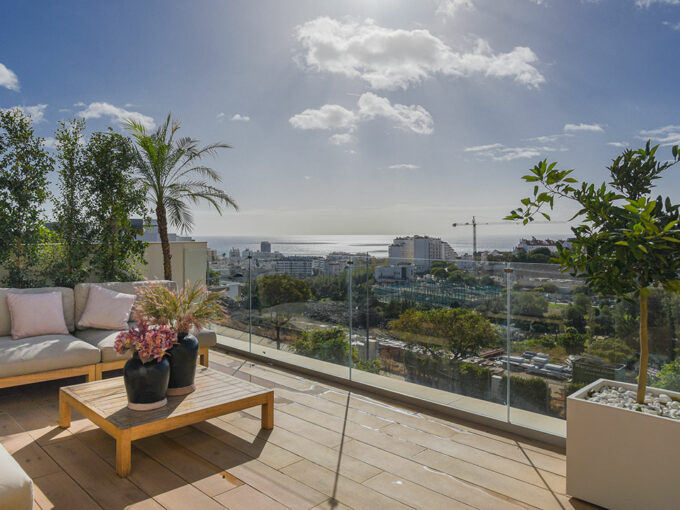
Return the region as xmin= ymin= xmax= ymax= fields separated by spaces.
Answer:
xmin=507 ymin=142 xmax=680 ymax=509
xmin=135 ymin=281 xmax=224 ymax=395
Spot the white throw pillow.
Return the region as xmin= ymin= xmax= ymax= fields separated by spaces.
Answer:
xmin=77 ymin=285 xmax=136 ymax=331
xmin=7 ymin=292 xmax=69 ymax=340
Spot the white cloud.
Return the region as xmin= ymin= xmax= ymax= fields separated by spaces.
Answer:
xmin=662 ymin=20 xmax=680 ymax=29
xmin=3 ymin=104 xmax=48 ymax=123
xmin=358 ymin=93 xmax=433 ymax=134
xmin=608 ymin=141 xmax=629 ymax=148
xmin=639 ymin=125 xmax=680 ymax=146
xmin=77 ymin=102 xmax=155 ymax=130
xmin=289 ymin=92 xmax=434 ymax=142
xmin=465 ymin=142 xmax=566 ymax=161
xmin=436 ymin=0 xmax=474 ymax=19
xmin=564 ymin=122 xmax=604 ymax=132
xmin=216 ymin=112 xmax=226 ymax=121
xmin=290 ymin=104 xmax=357 ymax=131
xmin=231 ymin=114 xmax=251 ymax=122
xmin=527 ymin=133 xmax=572 ymax=143
xmin=637 ymin=0 xmax=680 ymax=7
xmin=73 ymin=102 xmax=86 ymax=107
xmin=0 ymin=63 xmax=19 ymax=91
xmin=295 ymin=17 xmax=545 ymax=90
xmin=43 ymin=137 xmax=57 ymax=149
xmin=304 ymin=175 xmax=312 ymax=180
xmin=388 ymin=163 xmax=420 ymax=169
xmin=329 ymin=133 xmax=357 ymax=145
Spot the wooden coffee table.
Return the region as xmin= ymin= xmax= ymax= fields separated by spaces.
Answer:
xmin=58 ymin=366 xmax=274 ymax=476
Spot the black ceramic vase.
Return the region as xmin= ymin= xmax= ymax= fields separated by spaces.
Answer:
xmin=123 ymin=354 xmax=170 ymax=411
xmin=167 ymin=332 xmax=199 ymax=395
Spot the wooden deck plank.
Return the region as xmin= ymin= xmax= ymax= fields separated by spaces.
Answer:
xmin=42 ymin=437 xmax=165 ymax=510
xmin=0 ymin=350 xmax=574 ymax=510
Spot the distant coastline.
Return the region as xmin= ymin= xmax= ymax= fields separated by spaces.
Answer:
xmin=195 ymin=234 xmax=568 ymax=258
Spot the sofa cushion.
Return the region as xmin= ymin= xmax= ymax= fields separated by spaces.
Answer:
xmin=77 ymin=285 xmax=136 ymax=330
xmin=73 ymin=328 xmax=129 ymax=363
xmin=74 ymin=326 xmax=217 ymax=364
xmin=0 ymin=287 xmax=75 ymax=336
xmin=0 ymin=444 xmax=32 ymax=510
xmin=7 ymin=292 xmax=70 ymax=340
xmin=74 ymin=281 xmax=177 ymax=328
xmin=0 ymin=334 xmax=101 ymax=378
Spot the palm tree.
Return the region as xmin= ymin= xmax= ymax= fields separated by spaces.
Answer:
xmin=126 ymin=114 xmax=238 ymax=280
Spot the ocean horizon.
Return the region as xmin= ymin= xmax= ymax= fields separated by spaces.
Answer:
xmin=195 ymin=234 xmax=569 ymax=258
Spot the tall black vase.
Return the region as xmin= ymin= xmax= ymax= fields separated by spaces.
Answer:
xmin=123 ymin=354 xmax=170 ymax=411
xmin=167 ymin=332 xmax=199 ymax=395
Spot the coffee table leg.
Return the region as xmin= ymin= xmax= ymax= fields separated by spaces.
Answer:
xmin=116 ymin=433 xmax=132 ymax=477
xmin=58 ymin=394 xmax=71 ymax=428
xmin=262 ymin=392 xmax=274 ymax=429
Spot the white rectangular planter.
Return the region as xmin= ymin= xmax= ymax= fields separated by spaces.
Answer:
xmin=567 ymin=379 xmax=680 ymax=510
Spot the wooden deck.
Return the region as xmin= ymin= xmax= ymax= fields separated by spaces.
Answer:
xmin=0 ymin=350 xmax=596 ymax=510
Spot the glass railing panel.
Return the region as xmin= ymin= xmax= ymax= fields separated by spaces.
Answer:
xmin=351 ymin=255 xmax=509 ymax=419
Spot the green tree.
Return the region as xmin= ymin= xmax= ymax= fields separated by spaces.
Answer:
xmin=508 ymin=141 xmax=680 ymax=402
xmin=258 ymin=273 xmax=311 ymax=350
xmin=258 ymin=273 xmax=311 ymax=308
xmin=431 ymin=266 xmax=447 ymax=279
xmin=563 ymin=304 xmax=587 ymax=333
xmin=51 ymin=119 xmax=92 ymax=286
xmin=85 ymin=130 xmax=148 ymax=281
xmin=556 ymin=329 xmax=588 ymax=354
xmin=589 ymin=305 xmax=615 ymax=336
xmin=534 ymin=282 xmax=559 ymax=293
xmin=0 ymin=108 xmax=53 ymax=287
xmin=585 ymin=337 xmax=635 ymax=364
xmin=389 ymin=308 xmax=499 ymax=360
xmin=511 ymin=292 xmax=549 ymax=317
xmin=654 ymin=361 xmax=680 ymax=392
xmin=292 ymin=327 xmax=379 ymax=372
xmin=127 ymin=114 xmax=237 ymax=280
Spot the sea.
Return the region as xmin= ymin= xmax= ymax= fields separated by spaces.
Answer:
xmin=194 ymin=234 xmax=568 ymax=258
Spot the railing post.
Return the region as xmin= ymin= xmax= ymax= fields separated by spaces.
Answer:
xmin=348 ymin=258 xmax=354 ymax=377
xmin=505 ymin=264 xmax=513 ymax=422
xmin=248 ymin=254 xmax=252 ymax=353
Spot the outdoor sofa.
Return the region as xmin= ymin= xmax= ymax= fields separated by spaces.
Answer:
xmin=0 ymin=280 xmax=217 ymax=389
xmin=0 ymin=443 xmax=32 ymax=510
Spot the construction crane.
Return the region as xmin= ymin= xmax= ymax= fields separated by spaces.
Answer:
xmin=452 ymin=216 xmax=565 ymax=260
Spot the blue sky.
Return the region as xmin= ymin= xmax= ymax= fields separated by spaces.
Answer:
xmin=1 ymin=0 xmax=680 ymax=238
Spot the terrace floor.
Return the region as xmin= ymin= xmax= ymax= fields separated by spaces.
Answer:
xmin=0 ymin=349 xmax=597 ymax=510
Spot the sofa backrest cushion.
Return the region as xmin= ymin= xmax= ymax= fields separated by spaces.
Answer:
xmin=74 ymin=280 xmax=177 ymax=328
xmin=77 ymin=285 xmax=136 ymax=331
xmin=0 ymin=287 xmax=75 ymax=336
xmin=7 ymin=292 xmax=70 ymax=340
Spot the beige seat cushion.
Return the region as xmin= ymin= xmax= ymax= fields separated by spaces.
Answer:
xmin=77 ymin=285 xmax=136 ymax=330
xmin=74 ymin=326 xmax=217 ymax=363
xmin=7 ymin=291 xmax=69 ymax=340
xmin=0 ymin=444 xmax=32 ymax=510
xmin=0 ymin=334 xmax=101 ymax=378
xmin=74 ymin=281 xmax=177 ymax=329
xmin=0 ymin=287 xmax=75 ymax=335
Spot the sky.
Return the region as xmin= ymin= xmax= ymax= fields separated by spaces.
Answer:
xmin=1 ymin=0 xmax=680 ymax=238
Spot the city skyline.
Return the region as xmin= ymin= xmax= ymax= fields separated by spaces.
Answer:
xmin=1 ymin=0 xmax=680 ymax=236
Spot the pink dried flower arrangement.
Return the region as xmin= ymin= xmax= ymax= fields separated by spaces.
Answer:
xmin=115 ymin=319 xmax=178 ymax=364
xmin=135 ymin=281 xmax=225 ymax=335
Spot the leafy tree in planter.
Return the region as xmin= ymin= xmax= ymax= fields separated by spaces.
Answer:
xmin=51 ymin=119 xmax=92 ymax=286
xmin=127 ymin=114 xmax=237 ymax=280
xmin=0 ymin=109 xmax=53 ymax=287
xmin=85 ymin=130 xmax=148 ymax=281
xmin=507 ymin=142 xmax=680 ymax=403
